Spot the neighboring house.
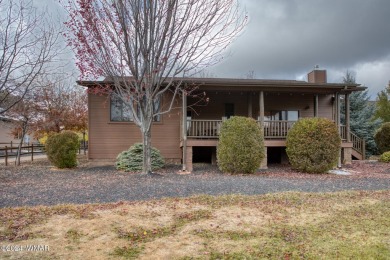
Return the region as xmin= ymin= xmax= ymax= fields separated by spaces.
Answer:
xmin=0 ymin=116 xmax=20 ymax=145
xmin=78 ymin=69 xmax=366 ymax=171
xmin=0 ymin=114 xmax=35 ymax=147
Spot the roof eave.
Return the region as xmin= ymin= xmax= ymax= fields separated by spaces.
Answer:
xmin=77 ymin=78 xmax=365 ymax=92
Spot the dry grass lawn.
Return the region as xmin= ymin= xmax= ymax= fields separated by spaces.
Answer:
xmin=0 ymin=191 xmax=389 ymax=259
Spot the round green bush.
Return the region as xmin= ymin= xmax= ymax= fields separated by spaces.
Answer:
xmin=374 ymin=122 xmax=390 ymax=154
xmin=116 ymin=143 xmax=165 ymax=172
xmin=379 ymin=151 xmax=390 ymax=163
xmin=217 ymin=116 xmax=264 ymax=174
xmin=286 ymin=118 xmax=340 ymax=173
xmin=45 ymin=131 xmax=80 ymax=168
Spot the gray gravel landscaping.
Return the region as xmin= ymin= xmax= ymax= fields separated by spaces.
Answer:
xmin=0 ymin=157 xmax=389 ymax=207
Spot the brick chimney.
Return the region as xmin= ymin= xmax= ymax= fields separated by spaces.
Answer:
xmin=308 ymin=66 xmax=327 ymax=83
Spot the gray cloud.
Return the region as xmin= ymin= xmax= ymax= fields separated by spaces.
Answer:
xmin=33 ymin=0 xmax=389 ymax=98
xmin=211 ymin=0 xmax=390 ymax=98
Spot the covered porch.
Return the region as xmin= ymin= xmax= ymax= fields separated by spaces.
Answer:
xmin=179 ymin=77 xmax=365 ymax=172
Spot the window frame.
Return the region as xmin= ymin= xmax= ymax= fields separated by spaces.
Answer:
xmin=269 ymin=110 xmax=300 ymax=121
xmin=110 ymin=95 xmax=162 ymax=123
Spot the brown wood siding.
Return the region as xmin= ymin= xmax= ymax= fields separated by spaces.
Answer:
xmin=189 ymin=91 xmax=251 ymax=120
xmin=317 ymin=95 xmax=333 ymax=119
xmin=189 ymin=92 xmax=334 ymax=120
xmin=263 ymin=93 xmax=313 ymax=118
xmin=88 ymin=93 xmax=182 ymax=160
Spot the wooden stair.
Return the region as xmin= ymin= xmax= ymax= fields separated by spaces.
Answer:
xmin=350 ymin=131 xmax=365 ymax=160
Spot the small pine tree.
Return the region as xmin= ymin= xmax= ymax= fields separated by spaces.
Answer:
xmin=116 ymin=143 xmax=165 ymax=172
xmin=340 ymin=71 xmax=381 ymax=157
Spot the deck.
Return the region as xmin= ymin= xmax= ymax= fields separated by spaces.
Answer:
xmin=185 ymin=119 xmax=365 ymax=159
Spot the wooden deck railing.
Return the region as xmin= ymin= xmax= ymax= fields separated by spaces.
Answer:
xmin=339 ymin=125 xmax=347 ymax=140
xmin=186 ymin=119 xmax=365 ymax=159
xmin=186 ymin=119 xmax=295 ymax=139
xmin=187 ymin=120 xmax=222 ymax=138
xmin=261 ymin=120 xmax=295 ymax=139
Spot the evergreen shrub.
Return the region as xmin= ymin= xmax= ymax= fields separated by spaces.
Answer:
xmin=379 ymin=151 xmax=390 ymax=163
xmin=116 ymin=143 xmax=165 ymax=172
xmin=374 ymin=122 xmax=390 ymax=154
xmin=217 ymin=116 xmax=264 ymax=174
xmin=286 ymin=118 xmax=340 ymax=173
xmin=45 ymin=131 xmax=80 ymax=168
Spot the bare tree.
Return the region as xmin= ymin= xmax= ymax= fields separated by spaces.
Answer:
xmin=64 ymin=0 xmax=247 ymax=174
xmin=245 ymin=70 xmax=256 ymax=79
xmin=0 ymin=0 xmax=60 ymax=115
xmin=7 ymin=90 xmax=39 ymax=165
xmin=7 ymin=75 xmax=88 ymax=165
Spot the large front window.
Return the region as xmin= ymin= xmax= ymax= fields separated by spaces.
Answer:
xmin=110 ymin=96 xmax=161 ymax=122
xmin=110 ymin=97 xmax=134 ymax=122
xmin=269 ymin=110 xmax=299 ymax=121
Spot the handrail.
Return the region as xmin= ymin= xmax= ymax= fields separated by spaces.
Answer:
xmin=339 ymin=125 xmax=365 ymax=159
xmin=350 ymin=132 xmax=365 ymax=159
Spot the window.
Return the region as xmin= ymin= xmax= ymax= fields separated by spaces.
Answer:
xmin=110 ymin=96 xmax=161 ymax=122
xmin=152 ymin=96 xmax=161 ymax=122
xmin=270 ymin=110 xmax=299 ymax=121
xmin=110 ymin=97 xmax=134 ymax=122
xmin=137 ymin=95 xmax=162 ymax=122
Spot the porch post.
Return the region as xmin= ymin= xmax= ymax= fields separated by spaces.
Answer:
xmin=335 ymin=93 xmax=342 ymax=167
xmin=259 ymin=91 xmax=264 ymax=127
xmin=345 ymin=93 xmax=350 ymax=142
xmin=182 ymin=90 xmax=187 ymax=171
xmin=259 ymin=91 xmax=267 ymax=169
xmin=314 ymin=95 xmax=319 ymax=117
xmin=248 ymin=93 xmax=253 ymax=118
xmin=343 ymin=93 xmax=352 ymax=165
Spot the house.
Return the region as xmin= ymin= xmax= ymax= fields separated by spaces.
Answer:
xmin=0 ymin=115 xmax=20 ymax=145
xmin=78 ymin=69 xmax=366 ymax=171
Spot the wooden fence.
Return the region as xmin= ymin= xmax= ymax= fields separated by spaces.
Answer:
xmin=0 ymin=144 xmax=44 ymax=166
xmin=0 ymin=141 xmax=88 ymax=166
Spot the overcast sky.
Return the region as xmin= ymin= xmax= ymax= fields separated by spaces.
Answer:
xmin=210 ymin=0 xmax=390 ymax=99
xmin=40 ymin=0 xmax=390 ymax=99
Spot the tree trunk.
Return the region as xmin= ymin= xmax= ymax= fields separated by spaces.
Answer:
xmin=142 ymin=128 xmax=152 ymax=174
xmin=15 ymin=122 xmax=27 ymax=166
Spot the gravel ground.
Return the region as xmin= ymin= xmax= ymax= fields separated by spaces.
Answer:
xmin=0 ymin=157 xmax=389 ymax=207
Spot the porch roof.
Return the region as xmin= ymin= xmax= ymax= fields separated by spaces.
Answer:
xmin=78 ymin=77 xmax=366 ymax=94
